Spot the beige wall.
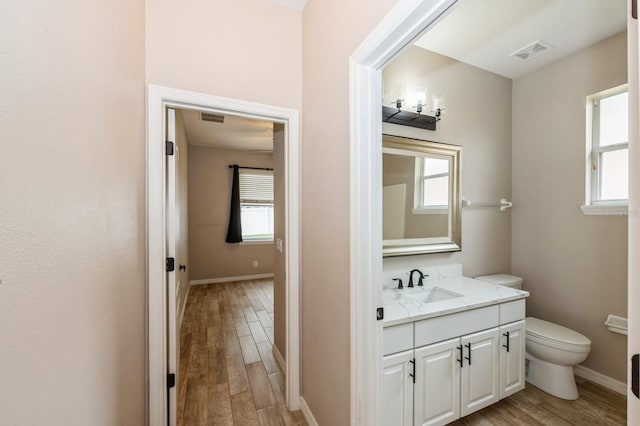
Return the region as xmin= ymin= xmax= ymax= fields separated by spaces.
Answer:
xmin=189 ymin=147 xmax=274 ymax=280
xmin=301 ymin=0 xmax=398 ymax=423
xmin=382 ymin=46 xmax=513 ymax=278
xmin=146 ymin=0 xmax=302 ymax=111
xmin=273 ymin=124 xmax=287 ymax=359
xmin=512 ymin=32 xmax=628 ymax=382
xmin=176 ymin=111 xmax=190 ymax=321
xmin=0 ymin=0 xmax=146 ymax=423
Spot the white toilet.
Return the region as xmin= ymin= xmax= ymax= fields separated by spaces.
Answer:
xmin=475 ymin=274 xmax=591 ymax=400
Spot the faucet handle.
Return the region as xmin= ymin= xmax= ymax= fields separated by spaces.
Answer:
xmin=392 ymin=278 xmax=403 ymax=289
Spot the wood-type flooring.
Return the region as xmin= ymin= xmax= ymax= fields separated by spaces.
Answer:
xmin=451 ymin=376 xmax=626 ymax=425
xmin=178 ymin=279 xmax=307 ymax=426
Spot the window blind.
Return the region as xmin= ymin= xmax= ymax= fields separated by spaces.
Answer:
xmin=239 ymin=172 xmax=274 ymax=203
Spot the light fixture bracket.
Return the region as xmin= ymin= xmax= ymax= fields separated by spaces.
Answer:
xmin=382 ymin=106 xmax=438 ymax=130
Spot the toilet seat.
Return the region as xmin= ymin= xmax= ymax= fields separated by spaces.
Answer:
xmin=526 ymin=317 xmax=591 ymax=352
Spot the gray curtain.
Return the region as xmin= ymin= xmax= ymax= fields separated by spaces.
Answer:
xmin=225 ymin=165 xmax=243 ymax=243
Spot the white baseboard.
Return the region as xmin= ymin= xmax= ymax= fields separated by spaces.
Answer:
xmin=299 ymin=397 xmax=319 ymax=426
xmin=190 ymin=273 xmax=274 ymax=285
xmin=179 ymin=284 xmax=190 ymax=328
xmin=273 ymin=344 xmax=286 ymax=374
xmin=574 ymin=365 xmax=627 ymax=395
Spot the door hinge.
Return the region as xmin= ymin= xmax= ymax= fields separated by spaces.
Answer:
xmin=166 ymin=257 xmax=175 ymax=272
xmin=167 ymin=373 xmax=176 ymax=389
xmin=166 ymin=140 xmax=175 ymax=156
xmin=633 ymin=0 xmax=638 ymax=19
xmin=632 ymin=354 xmax=639 ymax=398
xmin=376 ymin=307 xmax=384 ymax=321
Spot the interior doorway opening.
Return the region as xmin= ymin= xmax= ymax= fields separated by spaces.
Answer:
xmin=147 ymin=86 xmax=300 ymax=426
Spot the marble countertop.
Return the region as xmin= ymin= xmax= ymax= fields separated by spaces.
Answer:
xmin=383 ymin=276 xmax=529 ymax=327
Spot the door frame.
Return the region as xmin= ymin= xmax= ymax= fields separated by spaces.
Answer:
xmin=146 ymin=85 xmax=301 ymax=425
xmin=351 ymin=1 xmax=639 ymax=425
xmin=347 ymin=1 xmax=476 ymax=424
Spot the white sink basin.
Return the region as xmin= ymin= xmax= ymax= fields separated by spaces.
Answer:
xmin=406 ymin=287 xmax=464 ymax=304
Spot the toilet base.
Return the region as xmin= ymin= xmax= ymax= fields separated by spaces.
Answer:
xmin=525 ymin=353 xmax=579 ymax=400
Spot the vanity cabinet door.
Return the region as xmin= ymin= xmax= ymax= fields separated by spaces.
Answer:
xmin=460 ymin=327 xmax=500 ymax=417
xmin=414 ymin=338 xmax=461 ymax=426
xmin=383 ymin=349 xmax=414 ymax=426
xmin=499 ymin=320 xmax=526 ymax=398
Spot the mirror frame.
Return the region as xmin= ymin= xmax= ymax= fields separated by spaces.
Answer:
xmin=382 ymin=134 xmax=462 ymax=257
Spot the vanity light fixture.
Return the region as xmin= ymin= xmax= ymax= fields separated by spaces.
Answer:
xmin=382 ymin=86 xmax=444 ymax=131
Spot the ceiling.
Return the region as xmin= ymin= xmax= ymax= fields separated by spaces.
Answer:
xmin=181 ymin=109 xmax=274 ymax=152
xmin=414 ymin=0 xmax=627 ymax=79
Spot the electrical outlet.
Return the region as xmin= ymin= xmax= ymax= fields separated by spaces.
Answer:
xmin=253 ymin=260 xmax=259 ymax=268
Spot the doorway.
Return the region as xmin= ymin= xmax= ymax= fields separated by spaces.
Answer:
xmin=147 ymin=85 xmax=301 ymax=425
xmin=349 ymin=0 xmax=638 ymax=425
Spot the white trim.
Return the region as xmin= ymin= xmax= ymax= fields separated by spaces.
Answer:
xmin=179 ymin=284 xmax=191 ymax=328
xmin=574 ymin=365 xmax=627 ymax=395
xmin=239 ymin=240 xmax=274 ymax=245
xmin=580 ymin=203 xmax=629 ymax=216
xmin=147 ymin=85 xmax=301 ymax=424
xmin=349 ymin=1 xmax=459 ymax=425
xmin=299 ymin=397 xmax=319 ymax=426
xmin=189 ymin=273 xmax=275 ymax=285
xmin=272 ymin=344 xmax=286 ymax=374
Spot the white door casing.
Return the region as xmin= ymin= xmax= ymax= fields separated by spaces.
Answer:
xmin=628 ymin=0 xmax=640 ymax=423
xmin=349 ymin=1 xmax=461 ymax=424
xmin=147 ymin=86 xmax=301 ymax=425
xmin=165 ymin=108 xmax=178 ymax=426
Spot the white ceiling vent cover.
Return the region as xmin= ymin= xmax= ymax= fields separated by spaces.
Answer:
xmin=509 ymin=40 xmax=555 ymax=61
xmin=200 ymin=112 xmax=225 ymax=123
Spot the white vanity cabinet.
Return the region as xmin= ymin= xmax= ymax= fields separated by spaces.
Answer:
xmin=383 ymin=299 xmax=526 ymax=426
xmin=499 ymin=319 xmax=526 ymax=398
xmin=414 ymin=327 xmax=500 ymax=426
xmin=383 ymin=349 xmax=414 ymax=426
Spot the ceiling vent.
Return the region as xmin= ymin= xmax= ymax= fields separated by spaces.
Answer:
xmin=509 ymin=40 xmax=554 ymax=61
xmin=200 ymin=112 xmax=225 ymax=123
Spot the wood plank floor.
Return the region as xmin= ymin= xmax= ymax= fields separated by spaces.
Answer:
xmin=179 ymin=279 xmax=307 ymax=426
xmin=452 ymin=376 xmax=626 ymax=425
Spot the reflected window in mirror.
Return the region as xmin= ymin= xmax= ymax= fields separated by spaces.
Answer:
xmin=414 ymin=155 xmax=450 ymax=215
xmin=382 ymin=135 xmax=461 ymax=257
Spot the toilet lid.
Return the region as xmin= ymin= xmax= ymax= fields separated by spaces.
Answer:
xmin=526 ymin=317 xmax=591 ymax=346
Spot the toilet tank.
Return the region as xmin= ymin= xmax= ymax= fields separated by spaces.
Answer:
xmin=475 ymin=273 xmax=523 ymax=289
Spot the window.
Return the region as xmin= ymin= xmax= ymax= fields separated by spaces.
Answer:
xmin=239 ymin=171 xmax=274 ymax=241
xmin=583 ymin=85 xmax=628 ymax=215
xmin=413 ymin=155 xmax=450 ymax=214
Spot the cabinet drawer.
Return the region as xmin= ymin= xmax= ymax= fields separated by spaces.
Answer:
xmin=499 ymin=300 xmax=525 ymax=324
xmin=383 ymin=323 xmax=414 ymax=356
xmin=415 ymin=306 xmax=499 ymax=347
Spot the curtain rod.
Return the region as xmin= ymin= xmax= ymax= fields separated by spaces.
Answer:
xmin=228 ymin=164 xmax=273 ymax=171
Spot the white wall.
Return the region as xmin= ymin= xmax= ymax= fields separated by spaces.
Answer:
xmin=0 ymin=0 xmax=146 ymax=423
xmin=382 ymin=46 xmax=513 ymax=278
xmin=512 ymin=32 xmax=628 ymax=382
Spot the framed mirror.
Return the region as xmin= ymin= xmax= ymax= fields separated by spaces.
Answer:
xmin=383 ymin=134 xmax=462 ymax=256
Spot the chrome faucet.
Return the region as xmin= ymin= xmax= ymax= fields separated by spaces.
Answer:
xmin=409 ymin=269 xmax=426 ymax=287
